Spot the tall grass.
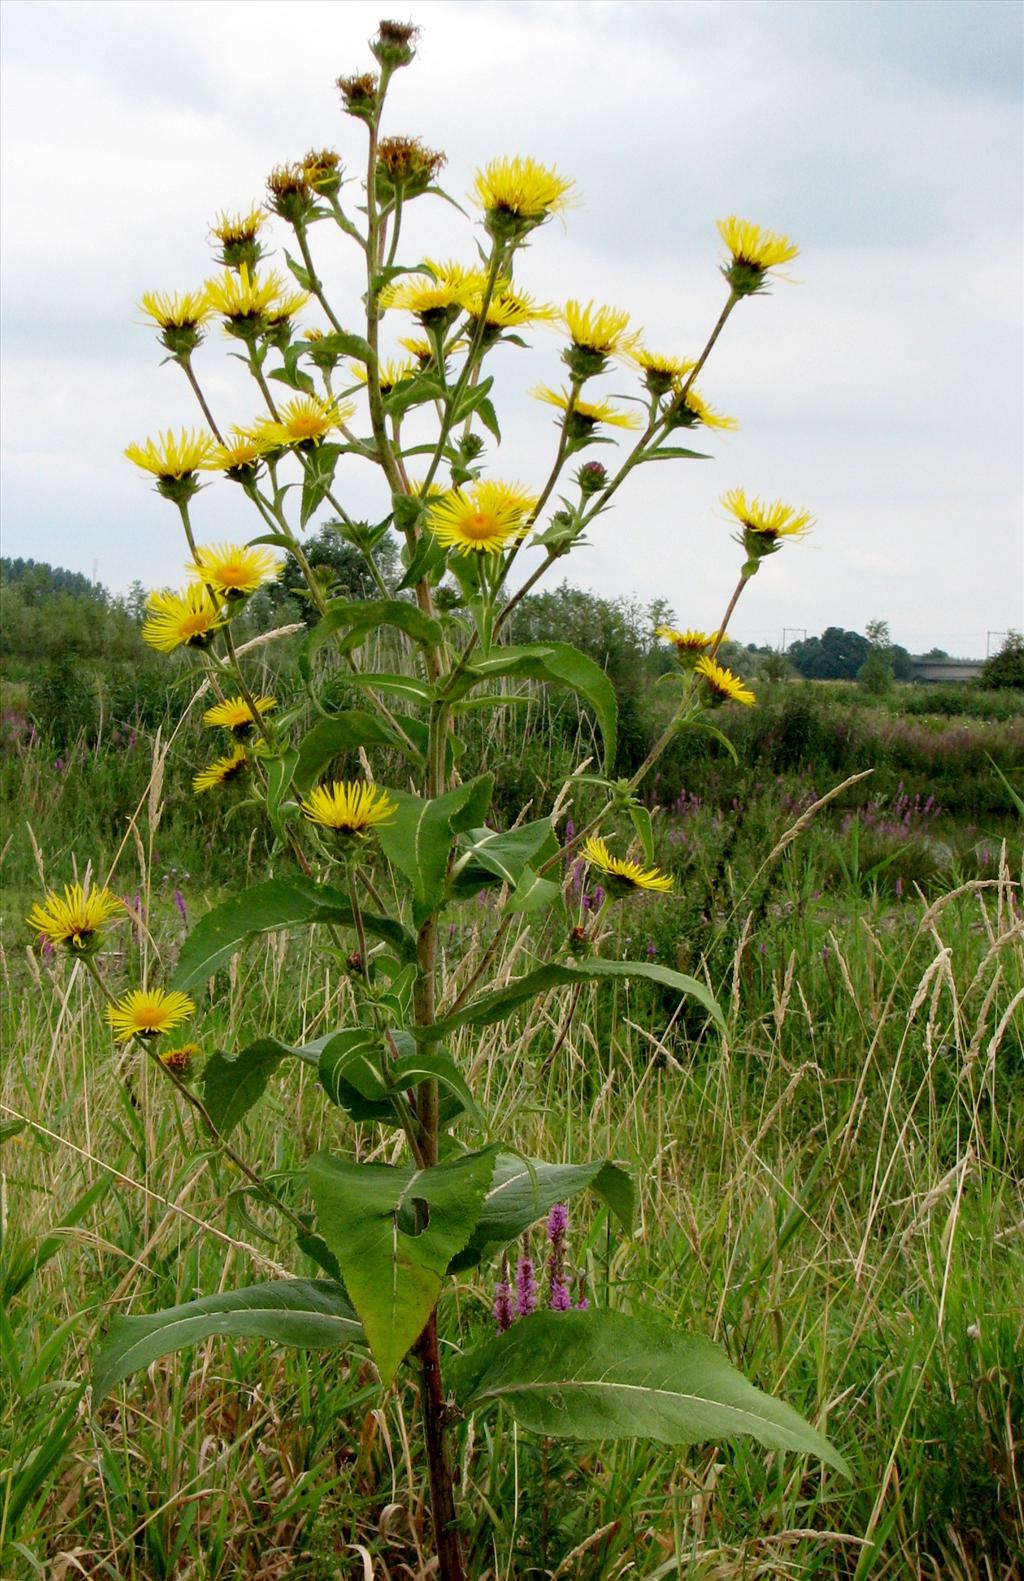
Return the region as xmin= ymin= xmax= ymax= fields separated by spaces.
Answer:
xmin=1 ymin=714 xmax=1021 ymax=1577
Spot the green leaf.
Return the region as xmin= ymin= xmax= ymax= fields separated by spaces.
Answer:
xmin=448 ymin=644 xmax=617 ymax=771
xmin=628 ymin=803 xmax=655 ymax=864
xmin=397 ymin=531 xmax=448 ymax=591
xmin=300 ymin=598 xmax=443 ymax=686
xmin=310 ymin=329 xmax=375 ymax=365
xmin=388 ymin=1049 xmax=485 ymax=1128
xmin=308 ymin=1147 xmax=498 ymax=1383
xmin=293 ymin=712 xmax=412 ymax=795
xmin=448 ymin=818 xmax=558 ymax=900
xmin=343 ymin=671 xmax=433 ymax=707
xmin=93 ymin=1279 xmax=362 ymax=1401
xmin=283 ymin=249 xmax=314 ymax=290
xmin=450 ymin=1155 xmax=632 ymax=1271
xmin=318 ymin=1029 xmax=391 ymax=1116
xmin=642 ymin=445 xmax=712 ymax=461
xmin=173 ymin=877 xmax=415 ymax=990
xmin=2 ymin=1175 xmax=112 ymax=1303
xmin=425 ymin=959 xmax=724 ymax=1039
xmin=300 ymin=444 xmax=343 ymax=527
xmin=507 ymin=866 xmax=563 ymax=913
xmin=376 ymin=776 xmax=494 ymax=926
xmin=684 ymin=718 xmax=740 ymax=765
xmin=202 ymin=1038 xmax=294 ymax=1134
xmin=264 ymin=747 xmax=299 ymax=836
xmin=452 ymin=1309 xmax=848 ymax=1472
xmin=268 ymin=364 xmax=316 ymax=395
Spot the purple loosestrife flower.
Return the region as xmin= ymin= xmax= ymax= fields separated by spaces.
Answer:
xmin=546 ymin=1203 xmax=573 ymax=1311
xmin=173 ymin=889 xmax=188 ymax=924
xmin=494 ymin=1257 xmax=514 ymax=1333
xmin=515 ymin=1256 xmax=538 ymax=1318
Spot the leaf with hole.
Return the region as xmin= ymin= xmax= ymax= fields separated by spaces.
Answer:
xmin=450 ymin=1155 xmax=632 ymax=1271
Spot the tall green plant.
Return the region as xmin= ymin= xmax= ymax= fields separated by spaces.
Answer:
xmin=27 ymin=21 xmax=843 ymax=1576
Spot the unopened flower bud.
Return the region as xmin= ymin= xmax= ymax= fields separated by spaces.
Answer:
xmin=576 ymin=461 xmax=607 ymax=496
xmin=337 ymin=71 xmax=379 ymax=122
xmin=302 ymin=147 xmax=343 ymax=198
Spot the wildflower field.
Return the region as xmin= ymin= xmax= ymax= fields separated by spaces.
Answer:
xmin=2 ymin=16 xmax=1023 ymax=1580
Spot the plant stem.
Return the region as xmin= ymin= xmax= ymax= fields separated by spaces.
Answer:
xmin=414 ymin=1315 xmax=466 ymax=1581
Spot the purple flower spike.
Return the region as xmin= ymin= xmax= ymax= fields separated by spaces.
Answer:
xmin=547 ymin=1202 xmax=568 ymax=1242
xmin=515 ymin=1256 xmax=538 ymax=1318
xmin=494 ymin=1277 xmax=514 ymax=1333
xmin=575 ymin=1295 xmax=590 ymax=1311
xmin=173 ymin=889 xmax=188 ymax=924
xmin=549 ymin=1279 xmax=572 ymax=1311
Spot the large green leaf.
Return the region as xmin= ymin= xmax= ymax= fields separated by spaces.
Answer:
xmin=308 ymin=1147 xmax=498 ymax=1384
xmin=173 ymin=877 xmax=415 ymax=990
xmin=446 ymin=644 xmax=618 ymax=770
xmin=93 ymin=1280 xmax=362 ymax=1400
xmin=420 ymin=959 xmax=724 ymax=1039
xmin=376 ymin=776 xmax=494 ymax=926
xmin=448 ymin=818 xmax=558 ymax=900
xmin=293 ymin=712 xmax=415 ymax=794
xmin=452 ymin=1309 xmax=849 ymax=1472
xmin=300 ymin=598 xmax=443 ymax=686
xmin=450 ymin=1155 xmax=633 ymax=1272
xmin=202 ymin=1038 xmax=295 ymax=1134
xmin=300 ymin=443 xmax=343 ymax=526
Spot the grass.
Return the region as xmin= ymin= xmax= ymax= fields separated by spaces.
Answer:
xmin=1 ymin=703 xmax=1022 ymax=1579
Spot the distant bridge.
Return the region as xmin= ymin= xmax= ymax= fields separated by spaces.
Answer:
xmin=910 ymin=658 xmax=984 ymax=684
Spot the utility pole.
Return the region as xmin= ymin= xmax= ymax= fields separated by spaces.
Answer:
xmin=781 ymin=627 xmax=807 ymax=652
xmin=986 ymin=630 xmax=1009 ymax=657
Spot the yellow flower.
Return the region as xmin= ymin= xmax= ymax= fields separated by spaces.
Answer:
xmin=106 ymin=988 xmax=195 ymax=1043
xmin=27 ymin=884 xmax=124 ymax=953
xmin=349 ymin=357 xmax=417 ymax=394
xmin=161 ymin=1043 xmax=199 ymax=1074
xmin=716 ymin=216 xmax=799 ymax=296
xmin=188 ymin=542 xmax=280 ymax=598
xmin=379 ymin=259 xmax=485 ymax=323
xmin=426 ymin=480 xmax=538 ymax=554
xmin=561 ymin=300 xmax=636 ymax=356
xmin=399 ymin=334 xmax=436 ymax=365
xmin=124 ymin=429 xmax=217 ymax=481
xmin=300 ymin=780 xmax=396 ymax=835
xmin=629 ymin=346 xmax=696 ymax=396
xmin=655 ymin=625 xmax=721 ymax=653
xmin=207 ymin=433 xmax=274 ymax=479
xmin=465 ymin=286 xmax=558 ymax=332
xmin=139 ymin=290 xmax=213 ymax=331
xmin=472 ymin=156 xmax=575 ymax=230
xmin=248 ymin=393 xmax=354 ymax=448
xmin=721 ymin=487 xmax=814 ymax=543
xmin=694 ymin=655 xmax=756 ymax=707
xmin=202 ymin=695 xmax=277 ymax=734
xmin=581 ymin=836 xmax=674 ymax=894
xmin=672 ymin=386 xmax=738 ymax=432
xmin=204 ymin=265 xmax=285 ymax=320
xmin=143 ymin=586 xmax=225 ymax=653
xmin=531 ymin=384 xmax=642 ymax=432
xmin=193 ymin=746 xmax=249 ymax=794
xmin=209 ymin=208 xmax=268 ymax=245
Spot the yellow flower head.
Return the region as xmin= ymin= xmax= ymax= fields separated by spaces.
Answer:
xmin=672 ymin=386 xmax=738 ymax=432
xmin=426 ymin=480 xmax=538 ymax=555
xmin=300 ymin=780 xmax=396 ymax=835
xmin=531 ymin=384 xmax=642 ymax=432
xmin=694 ymin=655 xmax=756 ymax=707
xmin=209 ymin=208 xmax=268 ymax=246
xmin=193 ymin=746 xmax=249 ymax=794
xmin=202 ymin=695 xmax=277 ymax=734
xmin=561 ymin=300 xmax=636 ymax=356
xmin=106 ymin=987 xmax=195 ymax=1043
xmin=472 ymin=156 xmax=575 ymax=235
xmin=655 ymin=625 xmax=721 ymax=654
xmin=716 ymin=216 xmax=799 ymax=296
xmin=350 ymin=357 xmax=417 ymax=395
xmin=161 ymin=1043 xmax=199 ymax=1074
xmin=204 ymin=265 xmax=309 ymax=335
xmin=629 ymin=346 xmax=697 ymax=396
xmin=465 ymin=285 xmax=558 ymax=334
xmin=27 ymin=884 xmax=124 ymax=953
xmin=721 ymin=487 xmax=814 ymax=545
xmin=379 ymin=259 xmax=485 ymax=324
xmin=188 ymin=542 xmax=280 ymax=598
xmin=207 ymin=433 xmax=274 ymax=480
xmin=143 ymin=586 xmax=225 ymax=653
xmin=582 ymin=836 xmax=674 ymax=894
xmin=125 ymin=429 xmax=217 ymax=481
xmin=139 ymin=290 xmax=213 ymax=332
xmin=399 ymin=334 xmax=436 ymax=365
xmin=248 ymin=393 xmax=354 ymax=448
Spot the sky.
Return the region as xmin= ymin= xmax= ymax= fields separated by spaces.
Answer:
xmin=1 ymin=0 xmax=1022 ymax=656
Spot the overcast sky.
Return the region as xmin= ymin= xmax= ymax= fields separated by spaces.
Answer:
xmin=2 ymin=0 xmax=1021 ymax=655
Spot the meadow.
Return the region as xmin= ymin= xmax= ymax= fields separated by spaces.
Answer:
xmin=1 ymin=655 xmax=1022 ymax=1580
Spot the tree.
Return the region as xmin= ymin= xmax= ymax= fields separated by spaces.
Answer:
xmin=859 ymin=618 xmax=895 ymax=695
xmin=979 ymin=630 xmax=1024 ymax=690
xmin=787 ymin=627 xmax=870 ymax=680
